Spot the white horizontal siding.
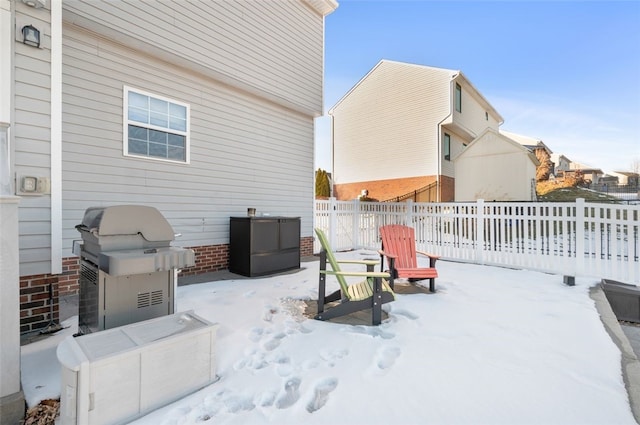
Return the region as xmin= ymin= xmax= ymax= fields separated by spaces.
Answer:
xmin=453 ymin=83 xmax=499 ymax=138
xmin=60 ymin=27 xmax=315 ymax=256
xmin=332 ymin=61 xmax=452 ymax=184
xmin=14 ymin=7 xmax=53 ymax=276
xmin=62 ymin=0 xmax=324 ymax=116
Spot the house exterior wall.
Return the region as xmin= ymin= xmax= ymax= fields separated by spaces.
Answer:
xmin=331 ymin=60 xmax=501 ymax=202
xmin=62 ymin=0 xmax=325 ymax=115
xmin=14 ymin=2 xmax=53 ymax=277
xmin=331 ymin=61 xmax=453 ymax=185
xmin=60 ymin=25 xmax=316 ymax=256
xmin=441 ymin=77 xmax=501 ymax=178
xmin=455 ymin=130 xmax=537 ymax=201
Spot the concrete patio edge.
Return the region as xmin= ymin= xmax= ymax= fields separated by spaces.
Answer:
xmin=591 ymin=285 xmax=640 ymax=424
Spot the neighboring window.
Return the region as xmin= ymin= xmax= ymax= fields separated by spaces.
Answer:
xmin=124 ymin=86 xmax=189 ymax=163
xmin=455 ymin=83 xmax=462 ymax=113
xmin=485 ymin=111 xmax=489 ymax=121
xmin=444 ymin=133 xmax=451 ymax=161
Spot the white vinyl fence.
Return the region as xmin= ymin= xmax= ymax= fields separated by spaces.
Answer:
xmin=314 ymin=198 xmax=640 ymax=284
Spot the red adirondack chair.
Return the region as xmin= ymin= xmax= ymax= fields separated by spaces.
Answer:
xmin=378 ymin=224 xmax=440 ymax=292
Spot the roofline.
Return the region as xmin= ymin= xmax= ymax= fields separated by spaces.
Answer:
xmin=303 ymin=0 xmax=339 ymax=16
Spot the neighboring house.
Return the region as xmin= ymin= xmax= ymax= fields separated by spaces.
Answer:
xmin=569 ymin=162 xmax=604 ymax=185
xmin=611 ymin=171 xmax=639 ymax=186
xmin=454 ymin=128 xmax=539 ymax=201
xmin=329 ymin=60 xmax=503 ymax=202
xmin=550 ymin=153 xmax=572 ymax=177
xmin=1 ymin=1 xmax=336 ymax=418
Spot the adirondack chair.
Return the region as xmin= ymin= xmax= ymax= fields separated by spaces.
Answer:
xmin=378 ymin=224 xmax=440 ymax=293
xmin=315 ymin=228 xmax=395 ymax=326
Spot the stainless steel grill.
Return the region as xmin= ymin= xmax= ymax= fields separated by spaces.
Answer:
xmin=75 ymin=205 xmax=195 ymax=334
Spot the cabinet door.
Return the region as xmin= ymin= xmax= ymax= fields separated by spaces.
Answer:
xmin=279 ymin=219 xmax=300 ymax=250
xmin=251 ymin=219 xmax=279 ymax=253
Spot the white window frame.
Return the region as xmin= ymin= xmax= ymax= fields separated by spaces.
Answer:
xmin=123 ymin=86 xmax=190 ymax=164
xmin=455 ymin=83 xmax=462 ymax=113
xmin=444 ymin=133 xmax=451 ymax=161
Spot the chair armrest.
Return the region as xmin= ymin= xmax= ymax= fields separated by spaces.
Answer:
xmin=321 ymin=270 xmax=390 ymax=279
xmin=377 ymin=249 xmax=397 ymax=259
xmin=416 ymin=250 xmax=439 ymax=268
xmin=416 ymin=250 xmax=440 ymax=260
xmin=337 ymin=259 xmax=380 ymax=266
xmin=337 ymin=259 xmax=379 ymax=272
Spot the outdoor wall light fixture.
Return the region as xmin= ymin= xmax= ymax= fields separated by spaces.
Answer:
xmin=22 ymin=25 xmax=40 ymax=48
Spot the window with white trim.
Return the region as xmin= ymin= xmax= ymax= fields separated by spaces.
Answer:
xmin=455 ymin=83 xmax=462 ymax=113
xmin=444 ymin=133 xmax=451 ymax=161
xmin=124 ymin=87 xmax=189 ymax=163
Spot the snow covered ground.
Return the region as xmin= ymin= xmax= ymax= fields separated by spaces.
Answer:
xmin=21 ymin=250 xmax=637 ymax=424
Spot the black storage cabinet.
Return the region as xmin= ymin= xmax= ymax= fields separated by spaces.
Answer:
xmin=229 ymin=216 xmax=300 ymax=277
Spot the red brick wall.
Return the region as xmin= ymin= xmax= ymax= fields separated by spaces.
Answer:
xmin=59 ymin=257 xmax=80 ymax=295
xmin=300 ymin=236 xmax=314 ymax=257
xmin=334 ymin=175 xmax=455 ymax=202
xmin=20 ymin=275 xmax=59 ymax=334
xmin=179 ymin=244 xmax=229 ymax=276
xmin=440 ymin=175 xmax=455 ymax=202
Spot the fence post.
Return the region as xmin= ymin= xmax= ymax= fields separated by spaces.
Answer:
xmin=575 ymin=198 xmax=585 ymax=274
xmin=329 ymin=197 xmax=337 ymax=250
xmin=406 ymin=199 xmax=414 ymax=225
xmin=476 ymin=199 xmax=485 ymax=265
xmin=353 ymin=199 xmax=360 ymax=250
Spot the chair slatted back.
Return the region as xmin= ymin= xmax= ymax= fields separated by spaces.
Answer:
xmin=380 ymin=225 xmax=418 ymax=269
xmin=315 ymin=228 xmax=350 ymax=295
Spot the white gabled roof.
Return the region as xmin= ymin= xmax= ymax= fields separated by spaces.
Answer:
xmin=500 ymin=130 xmax=553 ymax=155
xmin=456 ymin=128 xmax=540 ymax=166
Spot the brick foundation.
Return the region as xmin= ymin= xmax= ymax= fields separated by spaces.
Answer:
xmin=300 ymin=236 xmax=314 ymax=257
xmin=19 ymin=275 xmax=59 ymax=334
xmin=179 ymin=244 xmax=230 ymax=276
xmin=20 ymin=237 xmax=315 ymax=331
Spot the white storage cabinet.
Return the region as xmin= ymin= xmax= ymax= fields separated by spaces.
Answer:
xmin=57 ymin=311 xmax=218 ymax=425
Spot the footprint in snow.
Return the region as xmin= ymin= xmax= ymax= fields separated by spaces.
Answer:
xmin=248 ymin=327 xmax=263 ymax=342
xmin=255 ymin=390 xmax=276 ymax=407
xmin=275 ymin=377 xmax=301 ymax=409
xmin=306 ymin=377 xmax=338 ymax=413
xmin=376 ymin=346 xmax=401 ymax=370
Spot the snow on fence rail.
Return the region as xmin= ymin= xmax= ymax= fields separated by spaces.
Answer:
xmin=314 ymin=198 xmax=640 ymax=284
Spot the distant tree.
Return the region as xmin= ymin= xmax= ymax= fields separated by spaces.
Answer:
xmin=535 ymin=149 xmax=553 ymax=181
xmin=315 ymin=168 xmax=330 ymax=198
xmin=565 ymin=170 xmax=586 ymax=187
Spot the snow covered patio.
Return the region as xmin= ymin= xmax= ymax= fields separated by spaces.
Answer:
xmin=21 ymin=252 xmax=640 ymax=425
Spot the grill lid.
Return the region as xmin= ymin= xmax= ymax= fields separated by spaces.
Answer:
xmin=78 ymin=205 xmax=175 ymax=242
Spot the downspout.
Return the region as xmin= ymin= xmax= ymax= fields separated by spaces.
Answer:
xmin=51 ymin=0 xmax=62 ymax=274
xmin=435 ymin=74 xmax=457 ymax=203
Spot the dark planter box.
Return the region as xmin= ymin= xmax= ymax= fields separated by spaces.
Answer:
xmin=602 ymin=279 xmax=640 ymax=323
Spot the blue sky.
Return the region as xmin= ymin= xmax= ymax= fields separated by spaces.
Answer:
xmin=315 ymin=0 xmax=640 ymax=174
